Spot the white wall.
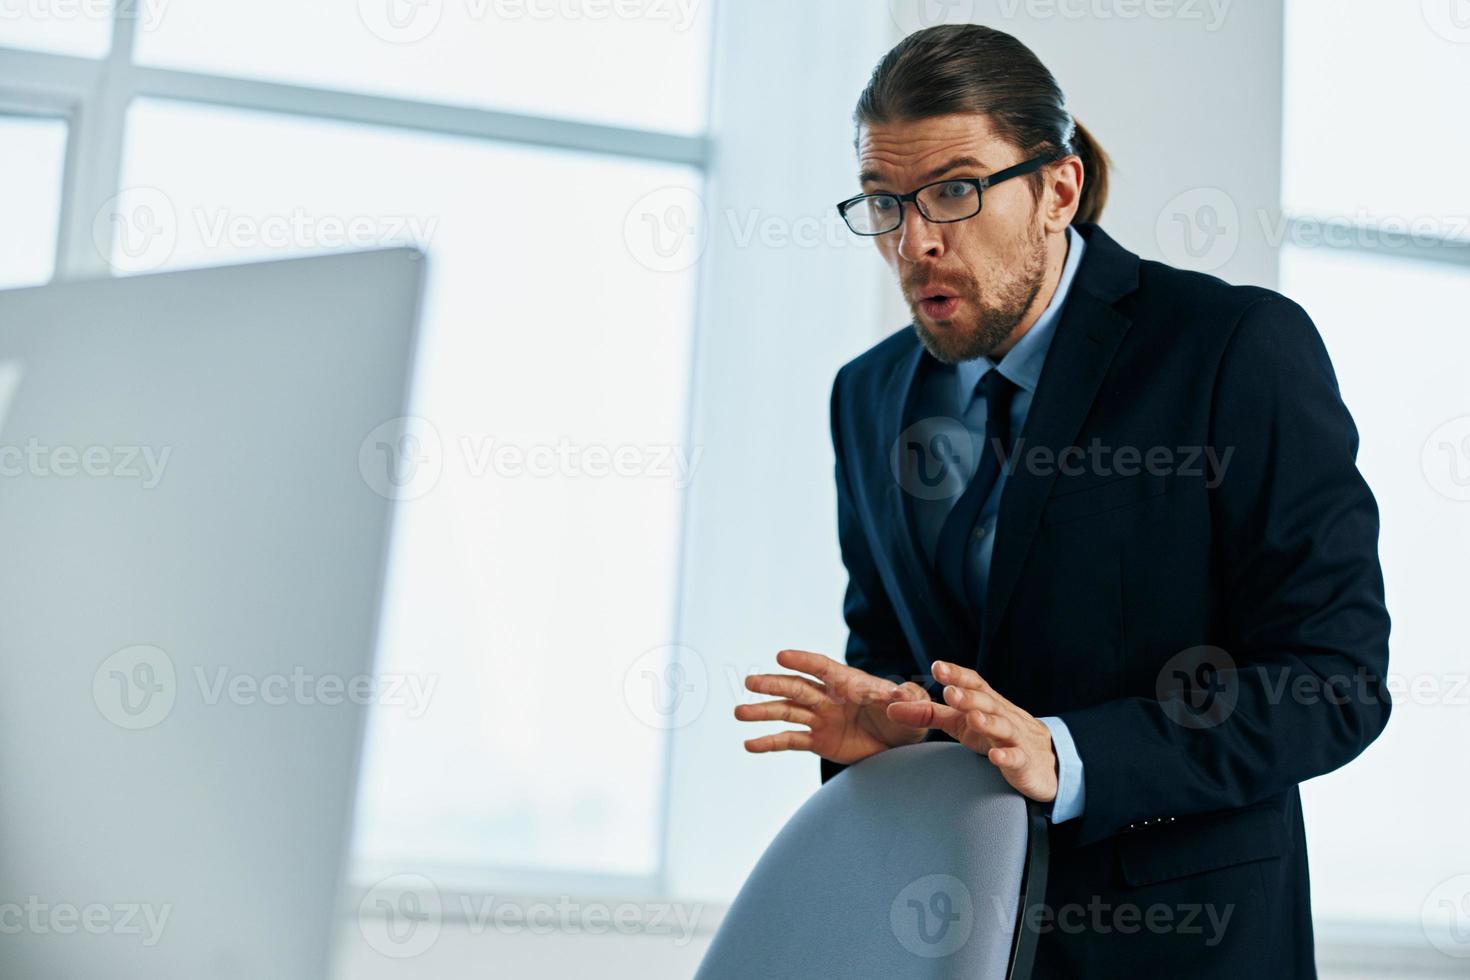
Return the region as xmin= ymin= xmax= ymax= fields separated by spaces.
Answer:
xmin=656 ymin=0 xmax=900 ymax=904
xmin=1011 ymin=0 xmax=1284 ymax=290
xmin=878 ymin=0 xmax=1286 ymax=378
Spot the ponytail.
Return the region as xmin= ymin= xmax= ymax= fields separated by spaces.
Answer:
xmin=1067 ymin=119 xmax=1111 ymax=226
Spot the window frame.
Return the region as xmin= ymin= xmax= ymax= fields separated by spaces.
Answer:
xmin=0 ymin=1 xmax=715 ymax=904
xmin=0 ymin=7 xmax=712 ymax=282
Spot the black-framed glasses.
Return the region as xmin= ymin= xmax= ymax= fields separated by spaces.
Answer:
xmin=835 ymin=153 xmax=1060 ymax=236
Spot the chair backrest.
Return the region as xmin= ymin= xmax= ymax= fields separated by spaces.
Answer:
xmin=694 ymin=742 xmax=1048 ymax=980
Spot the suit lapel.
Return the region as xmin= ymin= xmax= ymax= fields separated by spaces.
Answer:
xmin=981 ymin=225 xmax=1141 ymax=657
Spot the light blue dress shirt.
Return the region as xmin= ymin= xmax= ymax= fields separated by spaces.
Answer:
xmin=908 ymin=224 xmax=1087 ymax=823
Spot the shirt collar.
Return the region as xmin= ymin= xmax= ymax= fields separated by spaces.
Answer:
xmin=956 ymin=223 xmax=1087 ymax=408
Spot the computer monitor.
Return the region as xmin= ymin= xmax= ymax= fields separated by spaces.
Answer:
xmin=0 ymin=248 xmax=426 ymax=979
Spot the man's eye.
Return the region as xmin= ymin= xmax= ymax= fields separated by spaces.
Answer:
xmin=871 ymin=197 xmax=898 ymax=212
xmin=937 ymin=181 xmax=975 ymax=200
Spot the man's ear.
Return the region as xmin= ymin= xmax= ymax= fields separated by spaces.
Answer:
xmin=1042 ymin=155 xmax=1084 ymax=231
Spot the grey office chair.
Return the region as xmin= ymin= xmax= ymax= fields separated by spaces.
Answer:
xmin=693 ymin=741 xmax=1049 ymax=980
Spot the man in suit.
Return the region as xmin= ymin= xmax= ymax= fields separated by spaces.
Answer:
xmin=733 ymin=25 xmax=1391 ymax=977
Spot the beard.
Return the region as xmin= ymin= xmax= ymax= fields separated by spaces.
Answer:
xmin=906 ymin=213 xmax=1049 ymax=365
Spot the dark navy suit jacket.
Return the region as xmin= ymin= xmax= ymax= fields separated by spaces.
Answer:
xmin=819 ymin=223 xmax=1391 ymax=976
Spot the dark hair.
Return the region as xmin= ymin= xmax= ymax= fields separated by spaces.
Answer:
xmin=853 ymin=24 xmax=1110 ymax=226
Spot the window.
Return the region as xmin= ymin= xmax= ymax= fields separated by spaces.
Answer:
xmin=114 ymin=96 xmax=701 ymax=877
xmin=1282 ymin=0 xmax=1470 ymax=224
xmin=0 ymin=113 xmax=67 ymax=288
xmin=1281 ymin=244 xmax=1470 ymax=926
xmin=0 ymin=4 xmax=111 ymax=57
xmin=1282 ymin=0 xmax=1470 ymax=941
xmin=7 ymin=2 xmax=713 ymax=893
xmin=131 ymin=0 xmax=713 ymax=134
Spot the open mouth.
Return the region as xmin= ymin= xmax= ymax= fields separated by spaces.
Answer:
xmin=918 ymin=292 xmax=961 ymax=320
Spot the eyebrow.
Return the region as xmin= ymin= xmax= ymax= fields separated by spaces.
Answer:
xmin=859 ymin=155 xmax=991 ymax=188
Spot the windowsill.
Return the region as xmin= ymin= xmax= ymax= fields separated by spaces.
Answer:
xmin=344 ymin=880 xmax=1456 ymax=966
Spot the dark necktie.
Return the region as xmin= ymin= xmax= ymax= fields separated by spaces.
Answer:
xmin=934 ymin=369 xmax=1018 ymax=612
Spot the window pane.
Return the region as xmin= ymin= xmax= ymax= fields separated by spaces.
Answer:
xmin=133 ymin=0 xmax=712 ymax=135
xmin=1283 ymin=0 xmax=1470 ymax=226
xmin=0 ymin=1 xmax=112 ymax=56
xmin=1280 ymin=244 xmax=1470 ymax=927
xmin=0 ymin=114 xmax=66 ymax=288
xmin=115 ymin=98 xmax=701 ymax=876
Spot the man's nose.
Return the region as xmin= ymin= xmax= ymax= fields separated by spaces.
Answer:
xmin=896 ymin=205 xmax=944 ymax=263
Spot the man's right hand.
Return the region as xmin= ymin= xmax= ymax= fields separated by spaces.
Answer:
xmin=736 ymin=649 xmax=930 ymax=765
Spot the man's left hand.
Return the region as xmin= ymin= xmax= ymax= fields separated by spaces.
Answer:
xmin=885 ymin=660 xmax=1058 ymax=803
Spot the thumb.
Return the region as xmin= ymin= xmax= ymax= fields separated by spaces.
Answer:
xmin=893 ymin=681 xmax=928 ymax=701
xmin=873 ymin=681 xmax=921 ymax=705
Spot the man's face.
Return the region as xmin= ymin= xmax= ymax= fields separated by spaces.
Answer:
xmin=856 ymin=113 xmax=1051 ymax=364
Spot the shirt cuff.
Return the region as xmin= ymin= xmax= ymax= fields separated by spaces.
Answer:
xmin=1038 ymin=715 xmax=1086 ymax=823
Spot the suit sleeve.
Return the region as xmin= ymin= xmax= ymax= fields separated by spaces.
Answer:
xmin=821 ymin=366 xmax=926 ymax=785
xmin=1057 ymin=295 xmax=1392 ymax=846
